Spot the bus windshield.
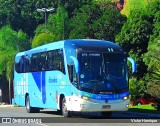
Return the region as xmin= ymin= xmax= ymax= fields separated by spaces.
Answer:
xmin=77 ymin=51 xmax=128 ymax=94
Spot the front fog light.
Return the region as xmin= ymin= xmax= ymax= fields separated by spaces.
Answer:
xmin=80 ymin=104 xmax=85 ymax=108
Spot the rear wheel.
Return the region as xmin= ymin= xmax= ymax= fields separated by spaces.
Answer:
xmin=26 ymin=95 xmax=40 ymax=113
xmin=62 ymin=97 xmax=72 ymax=117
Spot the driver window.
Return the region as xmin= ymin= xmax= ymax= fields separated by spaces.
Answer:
xmin=68 ymin=64 xmax=77 ymax=87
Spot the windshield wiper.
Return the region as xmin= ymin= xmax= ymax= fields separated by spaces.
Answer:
xmin=105 ymin=78 xmax=119 ymax=91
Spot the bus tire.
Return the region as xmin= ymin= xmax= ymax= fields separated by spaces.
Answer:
xmin=26 ymin=95 xmax=40 ymax=113
xmin=101 ymin=112 xmax=112 ymax=118
xmin=62 ymin=97 xmax=72 ymax=117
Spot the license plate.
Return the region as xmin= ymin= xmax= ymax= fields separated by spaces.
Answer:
xmin=102 ymin=105 xmax=111 ymax=109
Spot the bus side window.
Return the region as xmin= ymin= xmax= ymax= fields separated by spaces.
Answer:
xmin=15 ymin=62 xmax=20 ymax=73
xmin=39 ymin=52 xmax=46 ymax=71
xmin=54 ymin=49 xmax=65 ymax=74
xmin=53 ymin=50 xmax=58 ymax=70
xmin=20 ymin=56 xmax=25 ymax=73
xmin=15 ymin=56 xmax=21 ymax=73
xmin=46 ymin=51 xmax=54 ymax=71
xmin=31 ymin=54 xmax=38 ymax=72
xmin=24 ymin=56 xmax=30 ymax=72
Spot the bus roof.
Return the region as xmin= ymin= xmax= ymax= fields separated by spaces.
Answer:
xmin=64 ymin=39 xmax=122 ymax=49
xmin=16 ymin=39 xmax=123 ymax=57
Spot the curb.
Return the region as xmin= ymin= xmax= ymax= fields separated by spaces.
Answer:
xmin=0 ymin=105 xmax=14 ymax=107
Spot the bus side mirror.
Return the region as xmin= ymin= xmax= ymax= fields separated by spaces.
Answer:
xmin=70 ymin=56 xmax=79 ymax=73
xmin=127 ymin=57 xmax=136 ymax=73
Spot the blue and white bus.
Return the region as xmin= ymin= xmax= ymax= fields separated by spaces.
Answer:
xmin=14 ymin=39 xmax=136 ymax=117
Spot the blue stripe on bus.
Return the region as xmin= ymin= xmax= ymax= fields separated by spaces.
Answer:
xmin=31 ymin=72 xmax=46 ymax=104
xmin=31 ymin=72 xmax=41 ymax=91
xmin=42 ymin=72 xmax=46 ymax=104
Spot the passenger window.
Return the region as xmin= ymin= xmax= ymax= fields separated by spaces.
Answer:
xmin=39 ymin=52 xmax=46 ymax=71
xmin=46 ymin=51 xmax=54 ymax=70
xmin=31 ymin=54 xmax=38 ymax=72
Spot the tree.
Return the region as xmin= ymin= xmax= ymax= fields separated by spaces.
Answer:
xmin=0 ymin=0 xmax=56 ymax=37
xmin=93 ymin=0 xmax=119 ymax=9
xmin=0 ymin=25 xmax=29 ymax=84
xmin=143 ymin=1 xmax=160 ymax=91
xmin=32 ymin=32 xmax=55 ymax=48
xmin=121 ymin=0 xmax=153 ymax=16
xmin=69 ymin=3 xmax=126 ymax=41
xmin=116 ymin=0 xmax=160 ymax=98
xmin=56 ymin=0 xmax=93 ymax=18
xmin=93 ymin=7 xmax=126 ymax=41
xmin=69 ymin=4 xmax=102 ymax=39
xmin=0 ymin=25 xmax=29 ymax=103
xmin=115 ymin=9 xmax=153 ymax=78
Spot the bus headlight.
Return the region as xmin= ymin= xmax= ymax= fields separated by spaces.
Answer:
xmin=122 ymin=96 xmax=129 ymax=100
xmin=81 ymin=96 xmax=90 ymax=101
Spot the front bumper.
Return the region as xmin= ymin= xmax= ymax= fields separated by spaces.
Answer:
xmin=68 ymin=96 xmax=129 ymax=112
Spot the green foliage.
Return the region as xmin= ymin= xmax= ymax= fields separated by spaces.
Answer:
xmin=146 ymin=82 xmax=160 ymax=98
xmin=143 ymin=2 xmax=160 ymax=96
xmin=0 ymin=0 xmax=56 ymax=37
xmin=129 ymin=78 xmax=146 ymax=97
xmin=143 ymin=37 xmax=160 ymax=78
xmin=69 ymin=3 xmax=126 ymax=41
xmin=0 ymin=26 xmax=29 ymax=80
xmin=57 ymin=0 xmax=93 ymax=18
xmin=121 ymin=0 xmax=154 ymax=16
xmin=143 ymin=7 xmax=160 ymax=79
xmin=32 ymin=33 xmax=55 ymax=48
xmin=93 ymin=0 xmax=118 ymax=9
xmin=69 ymin=4 xmax=102 ymax=39
xmin=116 ymin=0 xmax=160 ymax=98
xmin=48 ymin=6 xmax=69 ymax=40
xmin=116 ymin=9 xmax=153 ymax=78
xmin=93 ymin=8 xmax=126 ymax=41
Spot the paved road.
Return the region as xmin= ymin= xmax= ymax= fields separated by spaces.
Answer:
xmin=0 ymin=107 xmax=159 ymax=126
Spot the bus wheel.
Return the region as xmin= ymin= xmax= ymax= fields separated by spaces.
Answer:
xmin=62 ymin=97 xmax=72 ymax=117
xmin=26 ymin=95 xmax=40 ymax=113
xmin=101 ymin=112 xmax=112 ymax=118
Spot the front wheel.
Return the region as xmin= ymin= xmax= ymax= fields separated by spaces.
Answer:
xmin=62 ymin=97 xmax=72 ymax=117
xmin=26 ymin=95 xmax=40 ymax=113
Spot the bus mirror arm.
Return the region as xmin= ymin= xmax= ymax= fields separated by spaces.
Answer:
xmin=70 ymin=56 xmax=80 ymax=73
xmin=127 ymin=57 xmax=137 ymax=73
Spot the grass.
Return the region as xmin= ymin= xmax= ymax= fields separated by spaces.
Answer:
xmin=129 ymin=104 xmax=160 ymax=114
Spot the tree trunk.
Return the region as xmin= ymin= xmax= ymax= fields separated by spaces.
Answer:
xmin=9 ymin=77 xmax=11 ymax=104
